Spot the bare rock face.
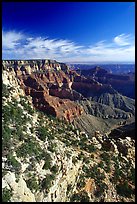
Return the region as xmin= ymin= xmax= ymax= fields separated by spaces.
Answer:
xmin=84 ymin=178 xmax=96 ymax=194
xmin=3 ymin=60 xmax=84 ymax=122
xmin=49 ymin=88 xmax=84 ymax=101
xmin=3 ymin=173 xmax=36 ymax=202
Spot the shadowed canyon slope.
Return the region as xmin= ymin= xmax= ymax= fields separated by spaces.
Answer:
xmin=81 ymin=66 xmax=135 ymax=99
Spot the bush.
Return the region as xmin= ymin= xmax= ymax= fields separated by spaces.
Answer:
xmin=2 ymin=125 xmax=12 ymax=150
xmin=2 ymin=84 xmax=9 ymax=98
xmin=64 ymin=139 xmax=71 ymax=146
xmin=42 ymin=161 xmax=51 ymax=170
xmin=48 ymin=142 xmax=56 ymax=152
xmin=41 ymin=174 xmax=54 ymax=191
xmin=57 ymin=127 xmax=64 ymax=134
xmin=82 ymin=165 xmax=90 ymax=176
xmin=67 ymin=184 xmax=72 ymax=194
xmin=71 ymin=139 xmax=78 ymax=146
xmin=20 ymin=97 xmax=34 ymax=114
xmin=87 ymin=144 xmax=96 ymax=153
xmin=12 ymin=126 xmax=24 ymax=141
xmin=129 ymin=167 xmax=135 ymax=185
xmin=51 ymin=165 xmax=58 ymax=174
xmin=26 ymin=177 xmax=39 ymax=192
xmin=104 ymin=165 xmax=111 ymax=173
xmin=42 ymin=153 xmax=52 ymax=170
xmin=112 ymin=167 xmax=123 ymax=183
xmin=72 ymin=157 xmax=77 ymax=164
xmin=38 ymin=126 xmax=52 ymax=141
xmin=116 ymin=181 xmax=134 ymax=197
xmin=100 ymin=152 xmax=110 ymax=163
xmin=7 ymin=154 xmax=21 ymax=171
xmin=2 ymin=188 xmax=12 ymax=202
xmin=16 ymin=139 xmax=42 ymax=159
xmin=70 ymin=191 xmax=90 ymax=202
xmin=78 ymin=152 xmax=85 ymax=160
xmin=77 ymin=176 xmax=85 ymax=189
xmin=2 ymin=101 xmax=24 ymax=126
xmin=98 ymin=161 xmax=104 ymax=169
xmin=95 ymin=182 xmax=108 ymax=197
xmin=70 ymin=193 xmax=81 ymax=202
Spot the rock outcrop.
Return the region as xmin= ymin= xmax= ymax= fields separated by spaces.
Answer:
xmin=3 ymin=60 xmax=84 ymax=122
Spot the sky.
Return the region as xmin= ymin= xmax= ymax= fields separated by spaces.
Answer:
xmin=2 ymin=2 xmax=135 ymax=63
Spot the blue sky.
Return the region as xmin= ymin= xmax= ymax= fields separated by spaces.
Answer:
xmin=2 ymin=2 xmax=135 ymax=63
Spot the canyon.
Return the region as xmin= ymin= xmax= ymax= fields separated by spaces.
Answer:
xmin=2 ymin=60 xmax=135 ymax=202
xmin=2 ymin=60 xmax=135 ymax=135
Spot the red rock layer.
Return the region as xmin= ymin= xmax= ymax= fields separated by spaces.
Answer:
xmin=16 ymin=68 xmax=84 ymax=122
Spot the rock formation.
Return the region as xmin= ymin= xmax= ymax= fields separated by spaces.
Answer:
xmin=2 ymin=61 xmax=135 ymax=202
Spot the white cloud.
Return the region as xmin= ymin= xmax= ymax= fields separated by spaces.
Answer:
xmin=113 ymin=33 xmax=133 ymax=46
xmin=2 ymin=30 xmax=24 ymax=49
xmin=2 ymin=30 xmax=135 ymax=62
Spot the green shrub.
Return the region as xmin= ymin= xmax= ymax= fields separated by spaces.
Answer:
xmin=100 ymin=152 xmax=110 ymax=163
xmin=16 ymin=139 xmax=42 ymax=159
xmin=2 ymin=125 xmax=12 ymax=150
xmin=70 ymin=193 xmax=81 ymax=202
xmin=98 ymin=161 xmax=104 ymax=169
xmin=87 ymin=144 xmax=96 ymax=153
xmin=20 ymin=97 xmax=34 ymax=114
xmin=71 ymin=139 xmax=78 ymax=146
xmin=2 ymin=188 xmax=12 ymax=202
xmin=104 ymin=165 xmax=111 ymax=173
xmin=100 ymin=152 xmax=111 ymax=173
xmin=82 ymin=165 xmax=90 ymax=176
xmin=57 ymin=127 xmax=64 ymax=134
xmin=48 ymin=142 xmax=56 ymax=152
xmin=72 ymin=157 xmax=77 ymax=164
xmin=13 ymin=126 xmax=24 ymax=141
xmin=26 ymin=177 xmax=39 ymax=192
xmin=2 ymin=101 xmax=24 ymax=126
xmin=66 ymin=151 xmax=71 ymax=158
xmin=70 ymin=191 xmax=90 ymax=202
xmin=41 ymin=174 xmax=54 ymax=191
xmin=37 ymin=126 xmax=52 ymax=141
xmin=51 ymin=165 xmax=58 ymax=174
xmin=129 ymin=167 xmax=135 ymax=185
xmin=83 ymin=156 xmax=90 ymax=164
xmin=116 ymin=181 xmax=134 ymax=197
xmin=77 ymin=176 xmax=85 ymax=189
xmin=7 ymin=154 xmax=21 ymax=171
xmin=67 ymin=184 xmax=72 ymax=194
xmin=30 ymin=127 xmax=35 ymax=134
xmin=2 ymin=84 xmax=9 ymax=98
xmin=96 ymin=171 xmax=106 ymax=182
xmin=42 ymin=153 xmax=52 ymax=170
xmin=95 ymin=182 xmax=108 ymax=197
xmin=64 ymin=139 xmax=71 ymax=146
xmin=78 ymin=152 xmax=85 ymax=160
xmin=42 ymin=161 xmax=51 ymax=170
xmin=112 ymin=167 xmax=123 ymax=183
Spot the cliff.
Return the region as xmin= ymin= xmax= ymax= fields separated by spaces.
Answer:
xmin=2 ymin=61 xmax=135 ymax=202
xmin=3 ymin=60 xmax=84 ymax=123
xmin=81 ymin=66 xmax=135 ymax=99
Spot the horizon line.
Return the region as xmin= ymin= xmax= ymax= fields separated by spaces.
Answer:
xmin=2 ymin=59 xmax=135 ymax=64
